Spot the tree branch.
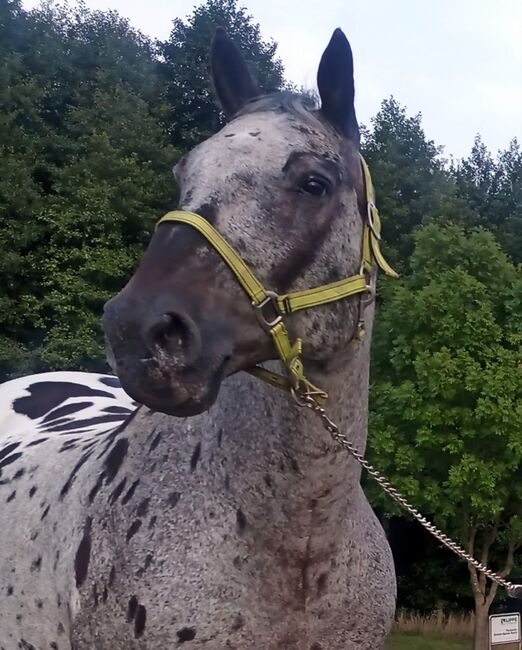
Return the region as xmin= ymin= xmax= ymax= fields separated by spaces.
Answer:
xmin=466 ymin=525 xmax=483 ymax=598
xmin=478 ymin=518 xmax=501 ymax=593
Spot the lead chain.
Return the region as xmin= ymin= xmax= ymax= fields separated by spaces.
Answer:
xmin=300 ymin=396 xmax=522 ymax=599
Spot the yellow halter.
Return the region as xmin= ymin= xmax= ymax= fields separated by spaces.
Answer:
xmin=156 ymin=154 xmax=397 ymax=406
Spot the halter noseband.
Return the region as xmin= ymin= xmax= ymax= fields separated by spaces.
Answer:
xmin=156 ymin=154 xmax=397 ymax=406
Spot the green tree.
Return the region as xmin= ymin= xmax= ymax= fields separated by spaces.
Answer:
xmin=453 ymin=136 xmax=522 ymax=263
xmin=160 ymin=0 xmax=285 ymax=149
xmin=368 ymin=222 xmax=522 ymax=650
xmin=0 ymin=2 xmax=178 ymax=380
xmin=361 ymin=98 xmax=458 ymax=268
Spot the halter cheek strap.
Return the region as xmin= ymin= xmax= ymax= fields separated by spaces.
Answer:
xmin=156 ymin=154 xmax=397 ymax=405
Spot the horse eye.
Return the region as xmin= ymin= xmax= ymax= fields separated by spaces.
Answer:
xmin=301 ymin=177 xmax=329 ymax=197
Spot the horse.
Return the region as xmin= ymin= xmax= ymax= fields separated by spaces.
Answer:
xmin=0 ymin=28 xmax=397 ymax=649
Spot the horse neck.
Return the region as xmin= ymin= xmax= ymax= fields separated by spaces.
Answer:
xmin=217 ymin=333 xmax=372 ymax=498
xmin=133 ymin=324 xmax=373 ymax=547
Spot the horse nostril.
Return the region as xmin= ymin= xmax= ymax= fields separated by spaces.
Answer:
xmin=146 ymin=312 xmax=201 ymax=363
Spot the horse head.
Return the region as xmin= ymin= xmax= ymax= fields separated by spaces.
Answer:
xmin=103 ymin=28 xmax=374 ymax=416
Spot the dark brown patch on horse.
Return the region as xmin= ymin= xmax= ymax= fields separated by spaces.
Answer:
xmin=74 ymin=517 xmax=92 ymax=587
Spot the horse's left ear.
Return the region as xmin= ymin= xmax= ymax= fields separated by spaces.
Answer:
xmin=317 ymin=28 xmax=359 ymax=140
xmin=211 ymin=27 xmax=259 ymax=117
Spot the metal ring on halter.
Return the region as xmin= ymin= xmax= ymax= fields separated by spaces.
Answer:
xmin=253 ymin=291 xmax=283 ymax=330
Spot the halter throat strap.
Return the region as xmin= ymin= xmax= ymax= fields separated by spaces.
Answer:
xmin=156 ymin=154 xmax=397 ymax=405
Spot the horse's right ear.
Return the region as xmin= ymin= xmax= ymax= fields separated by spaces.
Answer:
xmin=211 ymin=27 xmax=259 ymax=117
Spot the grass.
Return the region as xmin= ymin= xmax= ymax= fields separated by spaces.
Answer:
xmin=394 ymin=610 xmax=474 ymax=637
xmin=387 ymin=611 xmax=474 ymax=649
xmin=387 ymin=632 xmax=471 ymax=650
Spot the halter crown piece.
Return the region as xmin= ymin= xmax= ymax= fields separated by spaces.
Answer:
xmin=156 ymin=154 xmax=398 ymax=406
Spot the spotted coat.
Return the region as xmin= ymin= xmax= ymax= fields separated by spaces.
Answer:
xmin=0 ymin=372 xmax=137 ymax=650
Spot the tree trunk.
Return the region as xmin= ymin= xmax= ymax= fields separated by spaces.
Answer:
xmin=473 ymin=600 xmax=490 ymax=650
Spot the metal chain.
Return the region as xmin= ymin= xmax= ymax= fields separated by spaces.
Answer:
xmin=298 ymin=394 xmax=522 ymax=598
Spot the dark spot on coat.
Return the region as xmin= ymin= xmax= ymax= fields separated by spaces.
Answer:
xmin=167 ymin=492 xmax=180 ymax=507
xmin=149 ymin=432 xmax=162 ymax=452
xmin=0 ymin=442 xmax=21 ymax=462
xmin=31 ymin=556 xmax=42 ymax=572
xmin=310 ymin=644 xmax=323 ymax=650
xmin=26 ymin=438 xmax=48 ymax=447
xmin=249 ymin=130 xmax=261 ymax=137
xmin=102 ymin=405 xmax=132 ymax=414
xmin=13 ymin=468 xmax=25 ymax=480
xmin=135 ymin=605 xmax=147 ymax=638
xmin=231 ymin=613 xmax=244 ymax=631
xmin=104 ymin=438 xmax=129 ymax=483
xmin=41 ymin=504 xmax=50 ymax=520
xmin=109 ymin=565 xmax=116 ymax=587
xmin=36 ymin=599 xmax=43 ymax=609
xmin=236 ymin=508 xmax=247 ymax=534
xmin=196 ymin=202 xmax=217 ymax=224
xmin=99 ymin=376 xmax=121 ymax=388
xmin=136 ymin=498 xmax=150 ymax=517
xmin=190 ymin=442 xmax=201 ymax=471
xmin=317 ymin=573 xmax=328 ymax=596
xmin=41 ymin=401 xmax=92 ymax=424
xmin=6 ymin=490 xmax=16 ymax=503
xmin=59 ymin=440 xmax=78 ymax=452
xmin=217 ymin=429 xmax=223 ymax=446
xmin=0 ymin=452 xmax=23 ymax=471
xmin=57 ymin=623 xmax=65 ymax=635
xmin=93 ymin=583 xmax=99 ymax=606
xmin=19 ymin=640 xmax=37 ymax=650
xmin=7 ymin=585 xmax=13 ymax=595
xmin=177 ymin=627 xmax=196 ymax=642
xmin=109 ymin=478 xmax=127 ymax=504
xmin=13 ymin=381 xmax=112 ymax=418
xmin=88 ymin=475 xmax=104 ymax=503
xmin=122 ymin=479 xmax=140 ymax=505
xmin=50 ymin=643 xmax=59 ymax=650
xmin=127 ymin=595 xmax=138 ymax=621
xmin=60 ymin=452 xmax=92 ymax=499
xmin=148 ymin=516 xmax=157 ymax=529
xmin=74 ymin=517 xmax=92 ymax=587
xmin=126 ymin=520 xmax=142 ymax=542
xmin=29 ymin=486 xmax=37 ymax=498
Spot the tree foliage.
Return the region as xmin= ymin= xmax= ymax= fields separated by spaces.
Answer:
xmin=368 ymin=223 xmax=522 ymax=646
xmin=453 ymin=136 xmax=522 ymax=263
xmin=160 ymin=0 xmax=285 ymax=149
xmin=361 ymin=98 xmax=455 ymax=267
xmin=0 ymin=2 xmax=178 ymax=378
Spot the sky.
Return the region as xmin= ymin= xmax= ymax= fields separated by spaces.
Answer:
xmin=22 ymin=0 xmax=522 ymax=159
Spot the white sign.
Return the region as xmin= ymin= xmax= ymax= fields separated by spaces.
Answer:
xmin=490 ymin=612 xmax=521 ymax=645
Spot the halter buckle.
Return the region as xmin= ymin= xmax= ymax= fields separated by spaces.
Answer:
xmin=254 ymin=291 xmax=283 ymax=330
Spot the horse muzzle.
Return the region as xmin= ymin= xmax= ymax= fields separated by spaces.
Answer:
xmin=102 ymin=293 xmax=233 ymax=416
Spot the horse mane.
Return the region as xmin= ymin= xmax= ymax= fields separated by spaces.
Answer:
xmin=236 ymin=91 xmax=320 ymax=123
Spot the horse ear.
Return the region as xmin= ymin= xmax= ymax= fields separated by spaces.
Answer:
xmin=317 ymin=28 xmax=359 ymax=140
xmin=211 ymin=27 xmax=259 ymax=117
